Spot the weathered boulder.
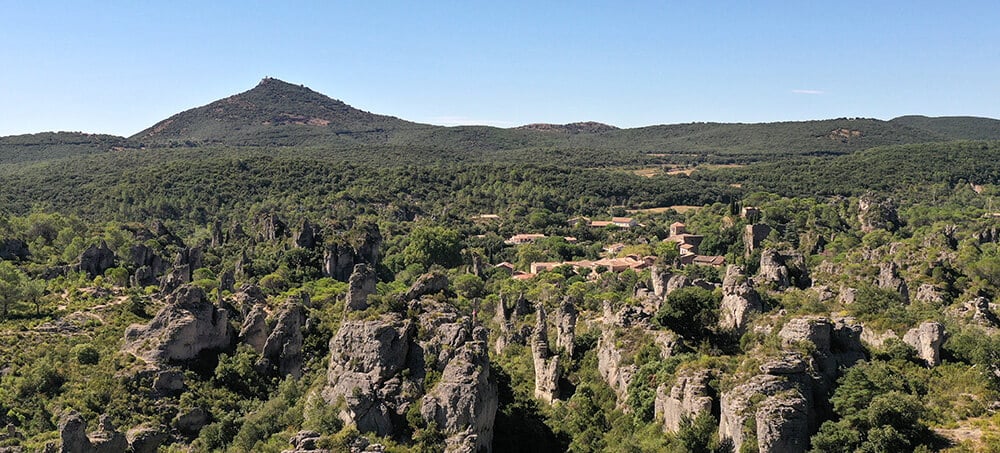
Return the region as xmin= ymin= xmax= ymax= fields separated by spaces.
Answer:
xmin=420 ymin=326 xmax=497 ymax=452
xmin=323 ymin=301 xmax=496 ymax=450
xmin=779 ymin=317 xmax=832 ymax=352
xmin=76 ymin=241 xmax=116 ymax=278
xmin=531 ymin=305 xmax=560 ymax=403
xmin=126 ymin=425 xmax=167 ymax=453
xmin=159 ymin=264 xmax=191 ymax=294
xmin=345 ymin=264 xmax=377 ymax=311
xmin=57 ymin=412 xmax=126 ymax=453
xmin=152 ymin=369 xmax=185 ymax=394
xmin=556 ymin=297 xmax=577 ymax=357
xmin=838 ymin=287 xmax=858 ymax=305
xmin=666 ymin=274 xmax=691 ymax=295
xmin=128 ymin=243 xmax=165 ymax=279
xmin=294 ymin=219 xmax=319 ymax=249
xmin=88 ymin=416 xmax=127 ymax=453
xmin=915 ymin=283 xmax=944 ymax=305
xmin=655 ymin=369 xmax=713 ymax=433
xmin=123 ymin=285 xmax=232 ymax=365
xmin=257 ymin=213 xmax=287 ymax=242
xmin=260 ymin=301 xmax=306 ymax=378
xmin=877 ymin=261 xmax=909 ymax=303
xmin=719 ymin=265 xmax=762 ymax=332
xmin=239 ymin=303 xmax=270 ymax=353
xmin=323 ymin=314 xmax=416 ymax=435
xmin=323 ymin=242 xmax=356 ymax=281
xmin=0 ymin=239 xmax=29 ymax=261
xmin=650 ymin=265 xmax=672 ymax=298
xmin=858 ymin=193 xmax=900 ymax=232
xmin=976 ymin=226 xmax=999 ymax=244
xmin=58 ymin=411 xmax=90 ymax=453
xmin=758 ymin=249 xmax=790 ymax=289
xmin=353 ymin=222 xmax=383 ymax=266
xmin=402 ymin=272 xmax=450 ymax=301
xmin=281 ymin=430 xmax=329 ymax=453
xmin=174 ymin=407 xmax=208 ymax=435
xmin=903 ymin=321 xmax=946 ymax=366
xmin=719 ymin=356 xmax=811 ymax=453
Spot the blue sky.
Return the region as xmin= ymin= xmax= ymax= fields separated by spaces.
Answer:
xmin=2 ymin=1 xmax=998 ymax=136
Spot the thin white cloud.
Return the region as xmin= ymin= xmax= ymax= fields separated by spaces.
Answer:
xmin=425 ymin=116 xmax=518 ymax=128
xmin=792 ymin=89 xmax=825 ymax=95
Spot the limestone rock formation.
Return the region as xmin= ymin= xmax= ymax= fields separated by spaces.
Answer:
xmin=159 ymin=264 xmax=190 ymax=294
xmin=294 ymin=219 xmax=319 ymax=249
xmin=76 ymin=241 xmax=116 ymax=278
xmin=719 ymin=356 xmax=812 ymax=453
xmin=323 ymin=242 xmax=356 ymax=281
xmin=345 ymin=264 xmax=377 ymax=311
xmin=531 ymin=305 xmax=560 ymax=403
xmin=758 ymin=249 xmax=790 ymax=289
xmin=877 ymin=261 xmax=909 ymax=303
xmin=260 ymin=301 xmax=306 ymax=378
xmin=258 ymin=213 xmax=288 ymax=242
xmin=128 ymin=243 xmax=166 ymax=285
xmin=402 ymin=272 xmax=450 ymax=301
xmin=719 ymin=265 xmax=762 ymax=332
xmin=239 ymin=303 xmax=270 ymax=353
xmin=597 ymin=328 xmax=635 ymax=406
xmin=650 ymin=265 xmax=672 ymax=298
xmin=123 ymin=285 xmax=232 ymax=365
xmin=655 ymin=369 xmax=713 ymax=433
xmin=858 ymin=193 xmax=900 ymax=232
xmin=903 ymin=321 xmax=946 ymax=366
xmin=555 ymin=297 xmax=577 ymax=357
xmin=914 ymin=283 xmax=944 ymax=305
xmin=57 ymin=412 xmax=126 ymax=453
xmin=126 ymin=425 xmax=167 ymax=453
xmin=281 ymin=430 xmax=329 ymax=453
xmin=323 ymin=299 xmax=497 ymax=451
xmin=174 ymin=407 xmax=208 ymax=434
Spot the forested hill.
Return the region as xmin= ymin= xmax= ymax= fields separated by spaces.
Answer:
xmin=0 ymin=132 xmax=136 ymax=166
xmin=890 ymin=115 xmax=1000 ymax=141
xmin=130 ymin=77 xmax=432 ymax=147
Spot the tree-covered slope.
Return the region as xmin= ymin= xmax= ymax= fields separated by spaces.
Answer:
xmin=891 ymin=115 xmax=1000 ymax=141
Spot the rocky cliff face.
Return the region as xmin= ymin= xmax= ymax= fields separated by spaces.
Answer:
xmin=57 ymin=412 xmax=128 ymax=453
xmin=877 ymin=261 xmax=909 ymax=303
xmin=122 ymin=285 xmax=232 ymax=365
xmin=260 ymin=301 xmax=306 ymax=378
xmin=555 ymin=297 xmax=577 ymax=357
xmin=903 ymin=321 xmax=946 ymax=366
xmin=76 ymin=241 xmax=116 ymax=278
xmin=719 ymin=265 xmax=762 ymax=332
xmin=531 ymin=305 xmax=560 ymax=403
xmin=654 ymin=369 xmax=713 ymax=433
xmin=345 ymin=264 xmax=377 ymax=311
xmin=719 ymin=355 xmax=812 ymax=453
xmin=322 ymin=298 xmax=497 ymax=452
xmin=758 ymin=249 xmax=810 ymax=290
xmin=858 ymin=193 xmax=900 ymax=232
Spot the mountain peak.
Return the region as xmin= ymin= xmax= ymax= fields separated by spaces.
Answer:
xmin=131 ymin=79 xmax=418 ymax=146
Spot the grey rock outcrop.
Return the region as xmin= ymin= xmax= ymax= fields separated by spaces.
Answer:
xmin=903 ymin=321 xmax=946 ymax=366
xmin=260 ymin=301 xmax=306 ymax=378
xmin=758 ymin=249 xmax=790 ymax=289
xmin=345 ymin=264 xmax=377 ymax=311
xmin=858 ymin=193 xmax=900 ymax=232
xmin=915 ymin=283 xmax=944 ymax=305
xmin=650 ymin=265 xmax=672 ymax=298
xmin=556 ymin=297 xmax=577 ymax=357
xmin=976 ymin=226 xmax=999 ymax=244
xmin=123 ymin=285 xmax=232 ymax=365
xmin=294 ymin=219 xmax=319 ymax=249
xmin=877 ymin=261 xmax=909 ymax=302
xmin=719 ymin=356 xmax=811 ymax=453
xmin=210 ymin=220 xmax=225 ymax=247
xmin=159 ymin=264 xmax=191 ymax=293
xmin=239 ymin=303 xmax=270 ymax=353
xmin=128 ymin=243 xmax=166 ymax=284
xmin=323 ymin=299 xmax=497 ymax=451
xmin=402 ymin=272 xmax=450 ymax=301
xmin=323 ymin=314 xmax=415 ymax=435
xmin=531 ymin=305 xmax=560 ymax=403
xmin=76 ymin=241 xmax=116 ymax=278
xmin=258 ymin=213 xmax=287 ymax=242
xmin=126 ymin=425 xmax=167 ymax=453
xmin=281 ymin=430 xmax=329 ymax=453
xmin=174 ymin=407 xmax=208 ymax=434
xmin=57 ymin=412 xmax=126 ymax=453
xmin=655 ymin=369 xmax=713 ymax=433
xmin=597 ymin=328 xmax=635 ymax=406
xmin=719 ymin=265 xmax=762 ymax=332
xmin=323 ymin=242 xmax=356 ymax=281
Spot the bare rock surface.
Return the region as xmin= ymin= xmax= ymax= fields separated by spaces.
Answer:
xmin=123 ymin=285 xmax=232 ymax=365
xmin=655 ymin=369 xmax=713 ymax=432
xmin=719 ymin=265 xmax=762 ymax=332
xmin=903 ymin=321 xmax=946 ymax=366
